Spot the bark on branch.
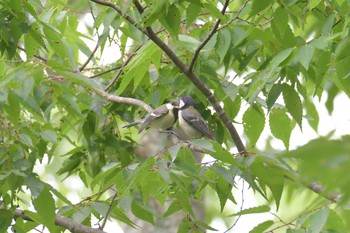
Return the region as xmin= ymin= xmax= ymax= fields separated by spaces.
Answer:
xmin=13 ymin=209 xmax=106 ymax=233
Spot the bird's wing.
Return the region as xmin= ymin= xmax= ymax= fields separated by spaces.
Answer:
xmin=182 ymin=109 xmax=215 ymax=140
xmin=138 ymin=106 xmax=169 ymax=133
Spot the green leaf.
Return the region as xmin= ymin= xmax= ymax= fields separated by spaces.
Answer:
xmin=18 ymin=133 xmax=34 ymax=147
xmin=186 ymin=0 xmax=202 ymax=27
xmin=163 ymin=201 xmax=181 ymax=217
xmin=297 ymin=44 xmax=315 ymax=70
xmin=249 ymin=0 xmax=272 ymax=18
xmin=131 ymin=200 xmax=155 ymax=224
xmin=229 ymin=205 xmax=270 ymax=216
xmin=24 ymin=33 xmax=39 ymax=59
xmin=310 ymin=207 xmax=329 ymax=233
xmin=178 ymin=218 xmax=191 ymax=233
xmin=32 ymin=187 xmax=58 ymax=232
xmin=5 ymin=92 xmax=20 ymax=128
xmin=203 ymin=2 xmax=228 ymax=23
xmin=282 ymin=84 xmax=302 ymax=129
xmin=250 ymin=220 xmax=274 ymax=233
xmin=194 ymin=220 xmax=218 ymax=231
xmin=161 ymin=5 xmax=181 ymax=37
xmin=306 ymin=99 xmax=319 ymax=132
xmin=270 ymin=48 xmax=293 ymax=69
xmin=309 ymin=0 xmax=322 ymax=9
xmin=211 ymin=143 xmax=238 ymax=165
xmin=40 ymin=130 xmax=57 ymax=143
xmin=216 ymin=176 xmax=233 ymax=212
xmin=26 ymin=175 xmax=45 ymax=198
xmin=243 ymin=104 xmax=265 ymax=145
xmin=269 ymin=108 xmax=292 ymax=149
xmin=0 ymin=209 xmax=13 ymax=232
xmin=117 ymin=41 xmax=161 ymax=95
xmin=267 ymin=83 xmax=283 ymax=112
xmin=216 ymin=29 xmax=231 ymax=62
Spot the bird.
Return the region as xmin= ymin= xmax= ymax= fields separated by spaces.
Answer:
xmin=137 ymin=99 xmax=179 ymax=133
xmin=178 ymin=95 xmax=215 ymax=140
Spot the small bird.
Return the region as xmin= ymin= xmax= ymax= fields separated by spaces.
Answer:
xmin=138 ymin=99 xmax=179 ymax=133
xmin=178 ymin=95 xmax=215 ymax=140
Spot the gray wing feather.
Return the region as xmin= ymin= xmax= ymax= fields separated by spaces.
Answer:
xmin=138 ymin=106 xmax=169 ymax=133
xmin=182 ymin=109 xmax=215 ymax=140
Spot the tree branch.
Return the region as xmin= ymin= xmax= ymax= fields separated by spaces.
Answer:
xmin=79 ymin=41 xmax=99 ymax=72
xmin=90 ymin=0 xmax=148 ymax=35
xmin=93 ymin=88 xmax=153 ymax=113
xmin=218 ymin=0 xmax=250 ymax=31
xmin=188 ymin=0 xmax=230 ymax=72
xmin=88 ymin=66 xmax=122 ymax=79
xmin=91 ymin=0 xmax=246 ymax=153
xmin=100 ymin=191 xmax=118 ymax=230
xmin=13 ymin=209 xmax=106 ymax=233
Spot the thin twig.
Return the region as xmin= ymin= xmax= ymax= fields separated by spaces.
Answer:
xmin=17 ymin=46 xmax=47 ymax=62
xmin=104 ymin=45 xmax=142 ymax=91
xmin=79 ymin=41 xmax=100 ymax=72
xmin=265 ymin=201 xmax=334 ymax=233
xmin=88 ymin=66 xmax=122 ymax=79
xmin=218 ymin=0 xmax=250 ymax=31
xmin=224 ymin=180 xmax=245 ymax=233
xmin=188 ymin=0 xmax=230 ymax=72
xmin=100 ymin=191 xmax=118 ymax=230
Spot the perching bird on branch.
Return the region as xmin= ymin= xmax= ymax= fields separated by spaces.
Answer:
xmin=124 ymin=99 xmax=179 ymax=133
xmin=178 ymin=95 xmax=215 ymax=140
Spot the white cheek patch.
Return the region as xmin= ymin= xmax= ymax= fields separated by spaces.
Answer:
xmin=166 ymin=103 xmax=173 ymax=109
xmin=179 ymin=99 xmax=185 ymax=108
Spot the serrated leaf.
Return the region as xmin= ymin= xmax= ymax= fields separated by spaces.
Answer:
xmin=46 ymin=184 xmax=74 ymax=208
xmin=297 ymin=44 xmax=315 ymax=70
xmin=216 ymin=29 xmax=231 ymax=62
xmin=282 ymin=84 xmax=303 ymax=129
xmin=26 ymin=175 xmax=45 ymax=198
xmin=269 ymin=108 xmax=292 ymax=149
xmin=203 ymin=2 xmax=228 ymax=23
xmin=40 ymin=130 xmax=57 ymax=143
xmin=249 ymin=0 xmax=272 ymax=18
xmin=5 ymin=92 xmax=20 ymax=128
xmin=18 ymin=133 xmax=34 ymax=147
xmin=161 ymin=5 xmax=181 ymax=37
xmin=270 ymin=48 xmax=293 ymax=69
xmin=32 ymin=187 xmax=58 ymax=232
xmin=131 ymin=201 xmax=155 ymax=224
xmin=186 ymin=0 xmax=202 ymax=27
xmin=229 ymin=205 xmax=270 ymax=216
xmin=306 ymin=100 xmax=319 ymax=132
xmin=250 ymin=220 xmax=274 ymax=233
xmin=243 ymin=104 xmax=265 ymax=145
xmin=309 ymin=0 xmax=322 ymax=9
xmin=195 ymin=220 xmax=218 ymax=231
xmin=211 ymin=143 xmax=238 ymax=165
xmin=216 ymin=176 xmax=233 ymax=212
xmin=163 ymin=201 xmax=181 ymax=217
xmin=0 ymin=209 xmax=13 ymax=232
xmin=117 ymin=41 xmax=161 ymax=95
xmin=310 ymin=207 xmax=329 ymax=233
xmin=267 ymin=83 xmax=283 ymax=111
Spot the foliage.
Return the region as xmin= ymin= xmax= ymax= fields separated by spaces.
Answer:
xmin=1 ymin=0 xmax=350 ymax=232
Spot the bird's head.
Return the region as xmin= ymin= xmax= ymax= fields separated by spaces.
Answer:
xmin=179 ymin=95 xmax=196 ymax=109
